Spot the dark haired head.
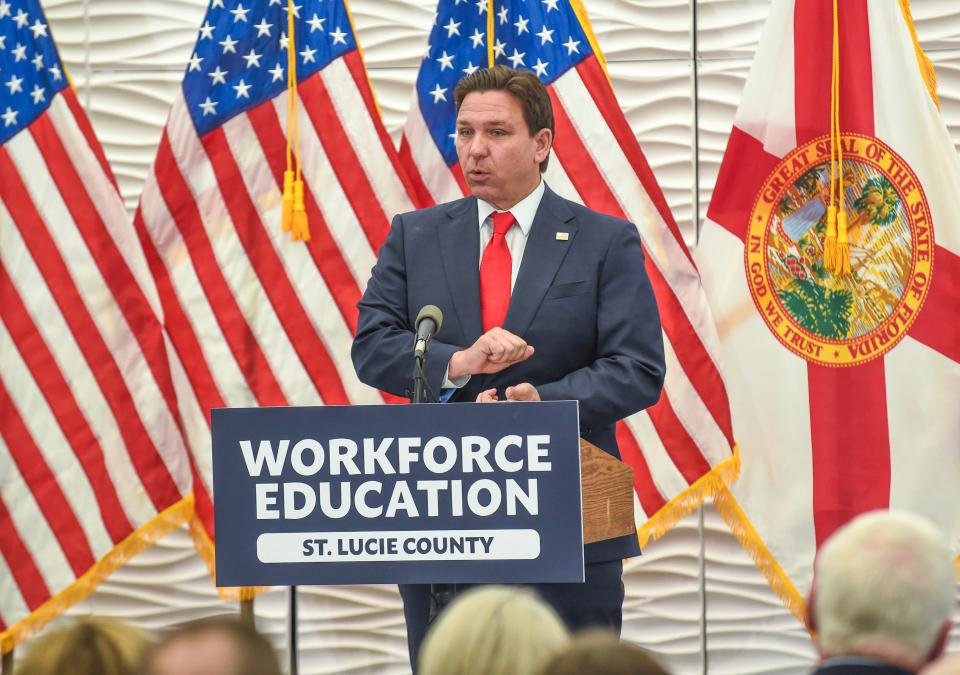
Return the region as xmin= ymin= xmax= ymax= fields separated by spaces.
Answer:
xmin=454 ymin=66 xmax=554 ymax=172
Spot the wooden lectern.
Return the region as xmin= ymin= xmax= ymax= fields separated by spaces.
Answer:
xmin=579 ymin=438 xmax=636 ymax=545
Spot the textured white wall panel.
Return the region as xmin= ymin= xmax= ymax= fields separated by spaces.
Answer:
xmin=349 ymin=0 xmax=434 ymax=69
xmin=932 ymin=51 xmax=960 ymax=148
xmin=366 ymin=67 xmax=419 ymax=141
xmin=911 ymin=0 xmax=960 ymax=50
xmin=587 ymin=0 xmax=691 ymax=62
xmin=694 ymin=57 xmax=748 ymax=225
xmin=13 ymin=1 xmax=959 ymax=674
xmin=296 ymin=585 xmax=409 ymax=674
xmin=608 ymin=59 xmax=697 ymax=242
xmin=81 ymin=72 xmax=182 ymax=211
xmin=622 ymin=511 xmax=705 ymax=673
xmin=695 ymin=0 xmax=767 ymax=60
xmin=702 ymin=505 xmax=816 ymax=675
xmin=47 ymin=0 xmax=207 ymax=68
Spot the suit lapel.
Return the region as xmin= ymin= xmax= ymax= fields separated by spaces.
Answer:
xmin=438 ymin=197 xmax=483 ymax=343
xmin=504 ymin=187 xmax=578 ymax=338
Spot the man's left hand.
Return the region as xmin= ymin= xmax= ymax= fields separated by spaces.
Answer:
xmin=476 ymin=388 xmax=499 ymax=403
xmin=505 ymin=383 xmax=540 ymax=402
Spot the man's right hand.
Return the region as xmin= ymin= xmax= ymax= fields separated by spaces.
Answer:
xmin=447 ymin=327 xmax=534 ymax=379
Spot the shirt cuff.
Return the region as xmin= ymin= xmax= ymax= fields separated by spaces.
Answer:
xmin=441 ymin=368 xmax=470 ymax=390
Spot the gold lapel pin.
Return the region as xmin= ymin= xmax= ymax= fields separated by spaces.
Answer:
xmin=556 ymin=232 xmax=569 ymax=241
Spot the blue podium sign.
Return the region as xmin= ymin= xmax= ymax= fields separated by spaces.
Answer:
xmin=211 ymin=401 xmax=584 ymax=587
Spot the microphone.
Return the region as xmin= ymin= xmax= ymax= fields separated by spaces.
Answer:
xmin=414 ymin=305 xmax=443 ymax=360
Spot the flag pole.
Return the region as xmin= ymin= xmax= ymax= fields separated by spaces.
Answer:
xmin=2 ymin=649 xmax=12 ymax=675
xmin=288 ymin=585 xmax=299 ymax=675
xmin=239 ymin=597 xmax=255 ymax=628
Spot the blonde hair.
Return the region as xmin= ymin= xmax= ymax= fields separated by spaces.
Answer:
xmin=14 ymin=616 xmax=151 ymax=675
xmin=417 ymin=586 xmax=570 ymax=675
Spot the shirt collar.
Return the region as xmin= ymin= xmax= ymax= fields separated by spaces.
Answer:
xmin=818 ymin=656 xmax=913 ymax=673
xmin=476 ymin=179 xmax=545 ymax=237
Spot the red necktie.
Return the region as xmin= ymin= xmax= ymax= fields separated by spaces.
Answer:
xmin=480 ymin=211 xmax=515 ymax=332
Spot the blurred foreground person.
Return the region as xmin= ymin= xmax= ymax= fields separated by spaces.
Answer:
xmin=418 ymin=586 xmax=570 ymax=675
xmin=542 ymin=629 xmax=670 ymax=674
xmin=142 ymin=617 xmax=280 ymax=675
xmin=807 ymin=510 xmax=955 ymax=674
xmin=922 ymin=654 xmax=960 ymax=675
xmin=14 ymin=616 xmax=151 ymax=675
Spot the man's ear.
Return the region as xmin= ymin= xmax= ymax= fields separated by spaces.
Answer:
xmin=805 ymin=587 xmax=826 ymax=657
xmin=805 ymin=586 xmax=817 ymax=634
xmin=926 ymin=620 xmax=952 ymax=663
xmin=534 ymin=128 xmax=552 ymax=163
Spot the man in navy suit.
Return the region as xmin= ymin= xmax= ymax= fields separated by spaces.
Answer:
xmin=806 ymin=511 xmax=954 ymax=675
xmin=352 ymin=66 xmax=665 ymax=667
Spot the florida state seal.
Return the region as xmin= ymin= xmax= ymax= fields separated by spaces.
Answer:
xmin=746 ymin=134 xmax=934 ymax=366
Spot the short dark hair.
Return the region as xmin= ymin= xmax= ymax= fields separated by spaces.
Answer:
xmin=454 ymin=65 xmax=554 ymax=172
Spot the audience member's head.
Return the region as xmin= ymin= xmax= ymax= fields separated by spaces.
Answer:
xmin=142 ymin=616 xmax=281 ymax=675
xmin=14 ymin=616 xmax=151 ymax=675
xmin=417 ymin=585 xmax=570 ymax=675
xmin=542 ymin=629 xmax=670 ymax=675
xmin=807 ymin=510 xmax=955 ymax=672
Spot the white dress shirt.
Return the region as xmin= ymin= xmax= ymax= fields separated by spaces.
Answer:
xmin=475 ymin=178 xmax=545 ymax=289
xmin=442 ymin=179 xmax=546 ymax=390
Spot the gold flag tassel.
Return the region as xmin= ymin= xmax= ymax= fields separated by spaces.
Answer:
xmin=835 ymin=202 xmax=851 ymax=275
xmin=824 ymin=207 xmax=838 ymax=270
xmin=827 ymin=0 xmax=850 ymax=276
xmin=282 ymin=0 xmax=310 ymax=241
xmin=823 ymin=0 xmax=839 ymax=271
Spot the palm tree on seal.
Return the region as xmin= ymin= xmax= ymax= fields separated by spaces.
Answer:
xmin=778 ymin=278 xmax=853 ymax=339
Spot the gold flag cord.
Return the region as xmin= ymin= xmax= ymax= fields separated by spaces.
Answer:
xmin=833 ymin=0 xmax=850 ymax=276
xmin=281 ymin=0 xmax=310 ymax=241
xmin=486 ymin=0 xmax=495 ymax=67
xmin=825 ymin=0 xmax=850 ymax=276
xmin=824 ymin=1 xmax=838 ymax=270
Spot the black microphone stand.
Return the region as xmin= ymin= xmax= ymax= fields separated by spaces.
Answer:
xmin=412 ymin=354 xmax=428 ymax=405
xmin=411 ymin=341 xmax=456 ymax=626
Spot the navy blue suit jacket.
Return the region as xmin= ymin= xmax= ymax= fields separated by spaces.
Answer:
xmin=352 ymin=185 xmax=666 ymax=563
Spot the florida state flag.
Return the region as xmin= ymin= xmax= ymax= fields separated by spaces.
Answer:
xmin=697 ymin=0 xmax=960 ymax=615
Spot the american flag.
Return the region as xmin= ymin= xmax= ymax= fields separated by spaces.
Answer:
xmin=0 ymin=0 xmax=192 ymax=650
xmin=133 ymin=0 xmax=419 ymax=568
xmin=400 ymin=0 xmax=739 ymax=541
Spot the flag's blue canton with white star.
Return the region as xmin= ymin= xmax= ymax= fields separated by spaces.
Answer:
xmin=415 ymin=0 xmax=487 ymax=166
xmin=492 ymin=0 xmax=590 ymax=83
xmin=184 ymin=0 xmax=356 ymax=136
xmin=416 ymin=0 xmax=589 ymax=167
xmin=0 ymin=0 xmax=68 ymax=145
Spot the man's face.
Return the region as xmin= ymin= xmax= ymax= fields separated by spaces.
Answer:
xmin=455 ymin=90 xmax=552 ymax=210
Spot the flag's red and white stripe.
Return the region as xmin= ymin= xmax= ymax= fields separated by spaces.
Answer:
xmin=135 ymin=50 xmax=419 ymax=548
xmin=0 ymin=88 xmax=191 ymax=642
xmin=400 ymin=102 xmax=466 ymax=206
xmin=548 ymin=58 xmax=735 ymax=528
xmin=401 ymin=47 xmax=737 ymax=535
xmin=697 ymin=0 xmax=960 ymax=607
